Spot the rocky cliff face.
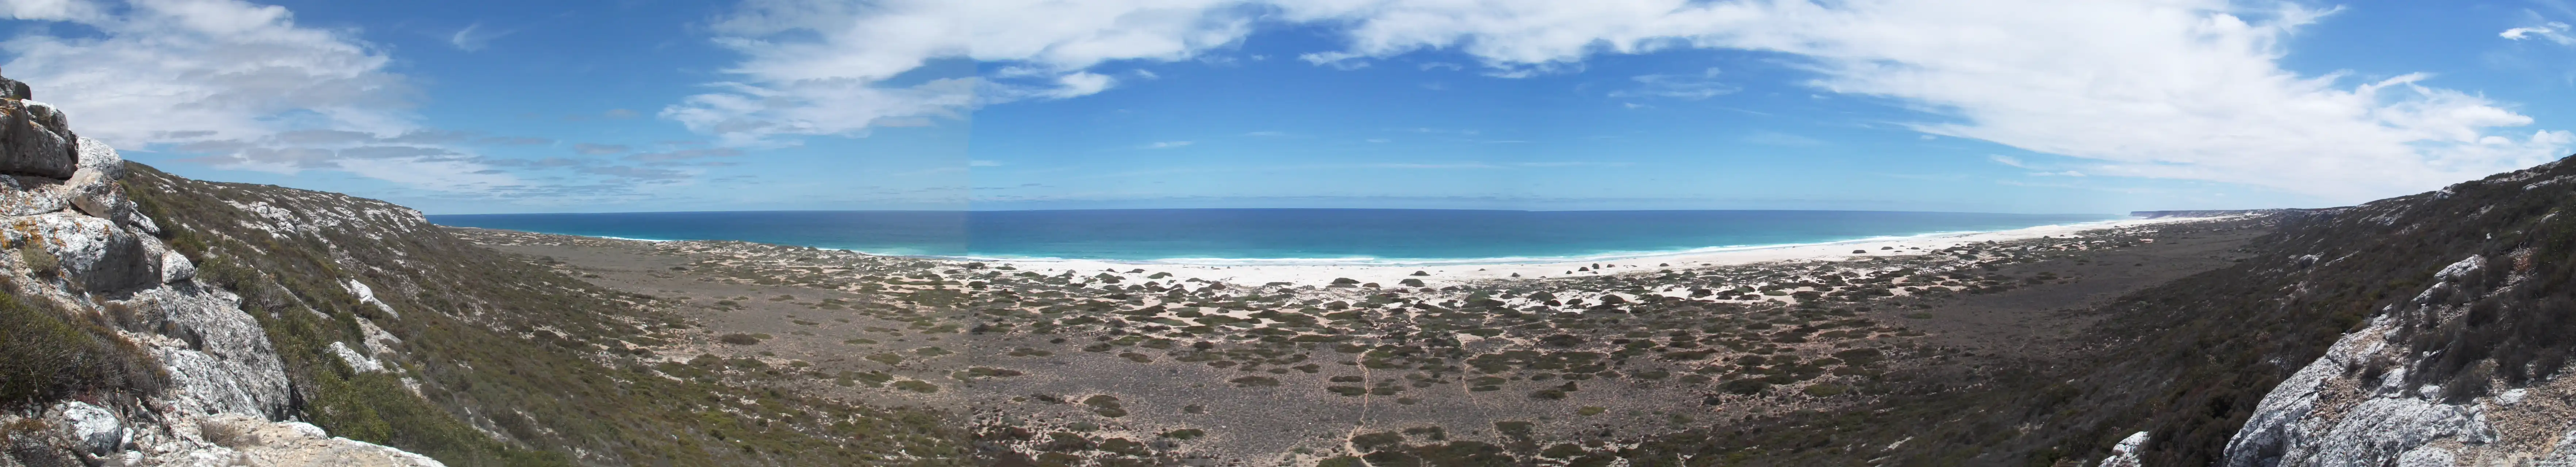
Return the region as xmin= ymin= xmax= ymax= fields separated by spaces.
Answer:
xmin=2215 ymin=163 xmax=2576 ymax=465
xmin=0 ymin=73 xmax=442 ymax=467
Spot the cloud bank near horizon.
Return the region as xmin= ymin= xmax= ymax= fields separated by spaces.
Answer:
xmin=669 ymin=0 xmax=2570 ymax=203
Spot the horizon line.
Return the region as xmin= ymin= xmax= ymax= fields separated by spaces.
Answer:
xmin=425 ymin=207 xmax=2144 ymax=217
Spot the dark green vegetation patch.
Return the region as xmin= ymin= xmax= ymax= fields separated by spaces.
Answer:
xmin=125 ymin=163 xmax=964 ymax=466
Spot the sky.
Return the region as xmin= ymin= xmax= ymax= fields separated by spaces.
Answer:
xmin=0 ymin=0 xmax=2573 ymax=215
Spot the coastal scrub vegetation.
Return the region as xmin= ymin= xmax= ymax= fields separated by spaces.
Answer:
xmin=0 ymin=291 xmax=163 ymax=411
xmin=123 ymin=162 xmax=965 ymax=466
xmin=1583 ymin=158 xmax=2576 ymax=466
xmin=318 ymin=155 xmax=2576 ymax=465
xmin=454 ymin=201 xmax=2233 ymax=465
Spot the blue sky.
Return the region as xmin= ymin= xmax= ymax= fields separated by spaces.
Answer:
xmin=2 ymin=0 xmax=2574 ymax=214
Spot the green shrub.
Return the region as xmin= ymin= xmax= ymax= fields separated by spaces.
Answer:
xmin=122 ymin=163 xmax=962 ymax=466
xmin=18 ymin=244 xmax=57 ymax=277
xmin=0 ymin=293 xmax=163 ymax=409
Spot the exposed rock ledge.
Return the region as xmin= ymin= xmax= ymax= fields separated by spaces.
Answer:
xmin=2220 ymin=255 xmax=2576 ymax=466
xmin=0 ymin=73 xmax=440 ymax=466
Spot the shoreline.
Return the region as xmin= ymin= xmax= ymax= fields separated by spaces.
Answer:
xmin=454 ymin=214 xmax=2241 ymax=288
xmin=983 ymin=215 xmax=2223 ymax=287
xmin=446 ymin=212 xmax=2277 ymax=462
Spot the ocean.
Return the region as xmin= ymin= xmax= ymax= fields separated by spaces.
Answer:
xmin=426 ymin=209 xmax=2123 ymax=265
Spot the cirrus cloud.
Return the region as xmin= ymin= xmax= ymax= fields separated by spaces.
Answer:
xmin=0 ymin=0 xmax=547 ymax=194
xmin=679 ymin=0 xmax=2571 ymax=202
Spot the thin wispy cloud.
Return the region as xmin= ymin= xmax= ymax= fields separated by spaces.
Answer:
xmin=477 ymin=136 xmax=552 ymax=146
xmin=1370 ymin=162 xmax=1498 ymax=169
xmin=1743 ymin=131 xmax=1824 ymax=147
xmin=1142 ymin=140 xmax=1194 ymax=149
xmin=673 ymin=0 xmax=2572 ymax=203
xmin=627 ymin=148 xmax=745 ymax=163
xmin=0 ymin=0 xmax=673 ymax=196
xmin=449 ymin=22 xmax=515 ymax=52
xmin=2503 ymin=21 xmax=2576 ymax=45
xmin=1611 ymin=67 xmax=1735 ymax=100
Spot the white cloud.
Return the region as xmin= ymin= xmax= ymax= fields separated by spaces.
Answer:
xmin=1141 ymin=140 xmax=1193 ymax=149
xmin=679 ymin=0 xmax=2571 ymax=201
xmin=1611 ymin=67 xmax=1735 ymax=99
xmin=1271 ymin=0 xmax=2568 ymax=201
xmin=1742 ymin=130 xmax=1823 ymax=147
xmin=574 ymin=143 xmax=631 ymax=155
xmin=2 ymin=0 xmax=412 ymax=145
xmin=0 ymin=0 xmax=542 ymax=193
xmin=448 ymin=21 xmax=515 ymax=51
xmin=2503 ymin=21 xmax=2575 ymax=45
xmin=1988 ymin=155 xmax=2029 ymax=168
xmin=663 ymin=0 xmax=1256 ymax=145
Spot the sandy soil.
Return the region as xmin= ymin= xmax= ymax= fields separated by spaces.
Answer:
xmin=981 ymin=217 xmax=2227 ymax=289
xmin=443 ymin=215 xmax=2274 ymax=464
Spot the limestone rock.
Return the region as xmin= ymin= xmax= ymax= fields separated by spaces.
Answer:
xmin=2272 ymin=396 xmax=2492 ymax=466
xmin=329 ymin=341 xmax=383 ymax=373
xmin=0 ymin=71 xmax=444 ymax=467
xmin=0 ymin=76 xmax=30 ymax=100
xmin=346 ymin=279 xmax=398 ymax=318
xmin=0 ymin=97 xmax=78 ymax=178
xmin=128 ymin=286 xmax=293 ymax=419
xmin=191 ymin=414 xmax=446 ymax=467
xmin=65 ymin=136 xmax=124 ymax=220
xmin=15 ymin=212 xmax=159 ymax=292
xmin=2097 ymin=431 xmax=2147 ymax=467
xmin=2536 ymin=430 xmax=2576 ymax=467
xmin=50 ymin=401 xmax=126 ymax=455
xmin=71 ymin=136 xmax=120 ymax=180
xmin=159 ymin=250 xmax=193 ymax=283
xmin=2219 ymin=254 xmax=2571 ymax=467
xmin=115 ymin=414 xmax=451 ymax=467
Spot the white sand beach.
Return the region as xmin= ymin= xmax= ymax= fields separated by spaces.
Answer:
xmin=987 ymin=216 xmax=2226 ymax=288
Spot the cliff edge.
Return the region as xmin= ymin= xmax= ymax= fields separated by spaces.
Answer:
xmin=0 ymin=73 xmax=441 ymax=466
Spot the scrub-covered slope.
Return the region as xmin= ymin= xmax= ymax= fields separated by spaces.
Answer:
xmin=116 ymin=162 xmax=965 ymax=466
xmin=0 ymin=65 xmax=961 ymax=466
xmin=1622 ymin=156 xmax=2576 ymax=466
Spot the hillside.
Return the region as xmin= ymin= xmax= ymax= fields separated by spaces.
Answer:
xmin=0 ymin=63 xmax=2569 ymax=465
xmin=1572 ymin=159 xmax=2576 ymax=466
xmin=451 ymin=217 xmax=2270 ymax=466
xmin=0 ymin=72 xmax=962 ymax=466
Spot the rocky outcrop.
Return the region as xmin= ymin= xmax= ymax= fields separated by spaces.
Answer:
xmin=53 ymin=401 xmax=126 ymax=455
xmin=0 ymin=77 xmax=81 ymax=179
xmin=2221 ymin=255 xmax=2576 ymax=466
xmin=2098 ymin=432 xmax=2147 ymax=467
xmin=175 ymin=414 xmax=445 ymax=467
xmin=129 ymin=284 xmax=292 ymax=418
xmin=0 ymin=72 xmax=439 ymax=466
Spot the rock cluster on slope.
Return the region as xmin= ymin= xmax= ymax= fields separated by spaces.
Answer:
xmin=2214 ymin=172 xmax=2576 ymax=466
xmin=0 ymin=71 xmax=440 ymax=467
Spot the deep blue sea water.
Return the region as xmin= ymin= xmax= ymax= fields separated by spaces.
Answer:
xmin=427 ymin=209 xmax=2123 ymax=264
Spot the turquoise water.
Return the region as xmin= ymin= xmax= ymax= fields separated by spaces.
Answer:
xmin=427 ymin=209 xmax=2122 ymax=264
